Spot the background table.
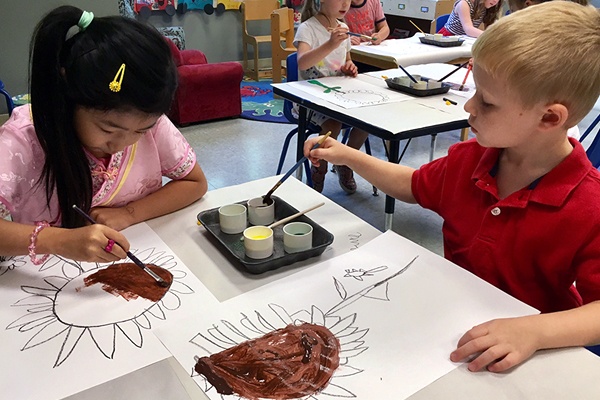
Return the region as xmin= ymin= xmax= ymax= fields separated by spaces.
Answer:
xmin=272 ymin=63 xmax=471 ymax=230
xmin=351 ymin=33 xmax=474 ymax=70
xmin=65 ymin=176 xmax=600 ymax=400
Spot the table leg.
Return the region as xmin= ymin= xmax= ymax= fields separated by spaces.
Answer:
xmin=296 ymin=106 xmax=308 ymax=181
xmin=385 ymin=140 xmax=400 ymax=231
xmin=429 ymin=134 xmax=437 ymax=162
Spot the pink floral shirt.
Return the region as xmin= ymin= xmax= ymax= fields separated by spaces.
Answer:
xmin=0 ymin=105 xmax=196 ymax=225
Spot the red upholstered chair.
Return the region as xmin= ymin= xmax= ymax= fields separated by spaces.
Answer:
xmin=166 ymin=39 xmax=244 ymax=125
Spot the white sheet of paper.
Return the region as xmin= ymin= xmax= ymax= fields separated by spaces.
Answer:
xmin=287 ymin=76 xmax=411 ymax=109
xmin=155 ymin=230 xmax=537 ymax=400
xmin=0 ymin=222 xmax=218 ymax=400
xmin=352 ymin=34 xmax=473 ymax=67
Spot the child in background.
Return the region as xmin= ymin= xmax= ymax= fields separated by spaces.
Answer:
xmin=438 ymin=0 xmax=503 ymax=37
xmin=508 ymin=0 xmax=588 ymax=14
xmin=0 ymin=6 xmax=208 ymax=263
xmin=305 ymin=2 xmax=600 ymax=371
xmin=344 ymin=0 xmax=390 ymax=46
xmin=294 ymin=0 xmax=371 ymax=194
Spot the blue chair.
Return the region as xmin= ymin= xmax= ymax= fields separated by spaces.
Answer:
xmin=579 ymin=112 xmax=600 ymax=168
xmin=587 ymin=344 xmax=600 ymax=356
xmin=276 ymin=53 xmax=322 ymax=187
xmin=0 ymin=80 xmax=14 ymax=116
xmin=435 ymin=14 xmax=450 ymax=33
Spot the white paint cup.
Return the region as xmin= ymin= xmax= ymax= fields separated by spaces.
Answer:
xmin=411 ymin=81 xmax=427 ymax=90
xmin=243 ymin=226 xmax=274 ymax=259
xmin=218 ymin=204 xmax=247 ymax=234
xmin=394 ymin=76 xmax=412 ymax=87
xmin=247 ymin=197 xmax=275 ymax=226
xmin=427 ymin=79 xmax=442 ymax=89
xmin=283 ymin=222 xmax=313 ymax=254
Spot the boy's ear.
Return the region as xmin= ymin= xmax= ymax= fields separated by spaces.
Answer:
xmin=540 ymin=103 xmax=568 ymax=130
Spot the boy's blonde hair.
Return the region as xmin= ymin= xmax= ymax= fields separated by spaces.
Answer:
xmin=473 ymin=2 xmax=600 ymax=126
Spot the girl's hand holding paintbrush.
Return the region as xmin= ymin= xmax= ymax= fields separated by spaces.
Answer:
xmin=0 ymin=217 xmax=128 ymax=264
xmin=14 ymin=219 xmax=129 ymax=263
xmin=327 ymin=25 xmax=351 ymax=48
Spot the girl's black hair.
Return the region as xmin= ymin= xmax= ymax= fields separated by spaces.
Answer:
xmin=29 ymin=5 xmax=177 ymax=228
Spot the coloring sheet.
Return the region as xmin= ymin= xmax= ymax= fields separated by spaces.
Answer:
xmin=287 ymin=76 xmax=411 ymax=109
xmin=155 ymin=230 xmax=537 ymax=400
xmin=0 ymin=223 xmax=218 ymax=400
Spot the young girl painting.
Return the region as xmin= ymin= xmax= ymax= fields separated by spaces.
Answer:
xmin=438 ymin=0 xmax=503 ymax=37
xmin=294 ymin=0 xmax=370 ymax=194
xmin=0 ymin=6 xmax=207 ymax=263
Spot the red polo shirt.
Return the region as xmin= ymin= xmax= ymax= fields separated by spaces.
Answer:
xmin=412 ymin=138 xmax=600 ymax=313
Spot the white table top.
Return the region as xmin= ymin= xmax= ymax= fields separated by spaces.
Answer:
xmin=64 ymin=176 xmax=600 ymax=400
xmin=351 ymin=33 xmax=475 ymax=68
xmin=272 ymin=63 xmax=471 ymax=140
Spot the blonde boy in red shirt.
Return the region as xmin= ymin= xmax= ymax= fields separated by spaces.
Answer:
xmin=304 ymin=2 xmax=600 ymax=371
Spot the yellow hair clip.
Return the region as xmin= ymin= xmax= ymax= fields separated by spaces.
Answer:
xmin=109 ymin=63 xmax=126 ymax=93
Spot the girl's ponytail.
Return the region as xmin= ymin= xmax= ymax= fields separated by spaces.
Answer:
xmin=30 ymin=5 xmax=93 ymax=228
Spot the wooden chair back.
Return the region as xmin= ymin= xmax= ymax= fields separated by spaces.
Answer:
xmin=241 ymin=0 xmax=281 ymax=80
xmin=271 ymin=7 xmax=296 ymax=83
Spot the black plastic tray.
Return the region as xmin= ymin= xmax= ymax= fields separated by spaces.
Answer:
xmin=197 ymin=197 xmax=334 ymax=274
xmin=385 ymin=77 xmax=452 ymax=97
xmin=419 ymin=36 xmax=465 ymax=47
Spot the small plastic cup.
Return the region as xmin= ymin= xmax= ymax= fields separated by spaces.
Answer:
xmin=247 ymin=197 xmax=275 ymax=226
xmin=427 ymin=79 xmax=442 ymax=89
xmin=411 ymin=81 xmax=427 ymax=90
xmin=243 ymin=226 xmax=274 ymax=259
xmin=394 ymin=76 xmax=412 ymax=87
xmin=283 ymin=222 xmax=313 ymax=254
xmin=218 ymin=204 xmax=247 ymax=234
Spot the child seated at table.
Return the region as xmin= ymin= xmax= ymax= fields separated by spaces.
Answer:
xmin=294 ymin=0 xmax=370 ymax=194
xmin=0 ymin=6 xmax=208 ymax=263
xmin=344 ymin=0 xmax=390 ymax=46
xmin=438 ymin=0 xmax=504 ymax=38
xmin=304 ymin=2 xmax=600 ymax=371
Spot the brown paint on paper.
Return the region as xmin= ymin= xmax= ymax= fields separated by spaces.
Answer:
xmin=84 ymin=263 xmax=173 ymax=302
xmin=194 ymin=323 xmax=340 ymax=399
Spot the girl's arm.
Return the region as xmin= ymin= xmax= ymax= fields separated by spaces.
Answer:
xmin=456 ymin=0 xmax=485 ymax=37
xmin=0 ymin=218 xmax=129 ymax=262
xmin=450 ymin=301 xmax=600 ymax=372
xmin=90 ymin=162 xmax=207 ymax=231
xmin=297 ymin=25 xmax=350 ymax=71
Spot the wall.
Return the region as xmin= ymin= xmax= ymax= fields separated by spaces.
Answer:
xmin=0 ymin=1 xmax=114 ymax=114
xmin=0 ymin=0 xmax=256 ymax=115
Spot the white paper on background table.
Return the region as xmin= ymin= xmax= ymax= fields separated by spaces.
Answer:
xmin=156 ymin=230 xmax=537 ymax=400
xmin=287 ymin=76 xmax=411 ymax=109
xmin=351 ymin=33 xmax=473 ymax=67
xmin=0 ymin=222 xmax=218 ymax=400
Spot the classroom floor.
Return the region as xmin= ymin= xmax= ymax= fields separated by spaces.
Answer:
xmin=179 ymin=105 xmax=600 ymax=257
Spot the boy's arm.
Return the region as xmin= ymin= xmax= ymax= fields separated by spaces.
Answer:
xmin=450 ymin=301 xmax=600 ymax=372
xmin=90 ymin=162 xmax=207 ymax=231
xmin=304 ymin=136 xmax=417 ymax=202
xmin=456 ymin=0 xmax=485 ymax=38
